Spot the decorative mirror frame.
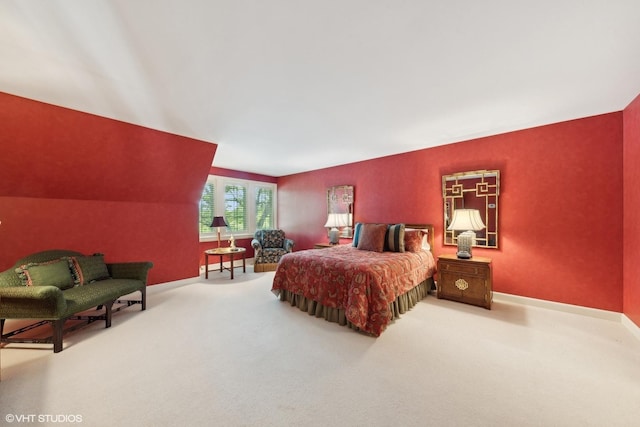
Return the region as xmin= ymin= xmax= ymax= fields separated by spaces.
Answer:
xmin=443 ymin=170 xmax=500 ymax=249
xmin=327 ymin=185 xmax=354 ymax=238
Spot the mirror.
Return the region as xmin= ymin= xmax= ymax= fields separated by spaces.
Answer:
xmin=327 ymin=185 xmax=354 ymax=238
xmin=443 ymin=170 xmax=500 ymax=248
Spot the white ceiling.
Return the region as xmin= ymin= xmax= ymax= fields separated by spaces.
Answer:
xmin=2 ymin=1 xmax=640 ymax=177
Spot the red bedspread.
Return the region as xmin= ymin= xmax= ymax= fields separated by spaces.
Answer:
xmin=271 ymin=245 xmax=436 ymax=336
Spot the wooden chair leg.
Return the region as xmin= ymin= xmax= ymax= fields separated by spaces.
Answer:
xmin=52 ymin=319 xmax=64 ymax=353
xmin=141 ymin=287 xmax=146 ymax=311
xmin=105 ymin=300 xmax=115 ymax=328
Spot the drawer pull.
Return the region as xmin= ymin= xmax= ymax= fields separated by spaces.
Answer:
xmin=455 ymin=278 xmax=469 ymax=291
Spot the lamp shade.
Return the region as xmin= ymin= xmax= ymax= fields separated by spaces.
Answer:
xmin=324 ymin=213 xmax=348 ymax=228
xmin=447 ymin=209 xmax=485 ymax=231
xmin=210 ymin=216 xmax=228 ymax=228
xmin=324 ymin=213 xmax=348 ymax=245
xmin=448 ymin=209 xmax=485 ymax=259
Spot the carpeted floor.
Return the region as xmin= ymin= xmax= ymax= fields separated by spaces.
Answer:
xmin=2 ymin=268 xmax=640 ymax=426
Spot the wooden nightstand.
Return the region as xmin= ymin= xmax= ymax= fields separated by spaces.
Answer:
xmin=437 ymin=254 xmax=492 ymax=309
xmin=314 ymin=243 xmax=335 ymax=249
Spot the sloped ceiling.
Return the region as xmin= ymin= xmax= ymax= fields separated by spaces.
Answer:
xmin=1 ymin=1 xmax=639 ymax=177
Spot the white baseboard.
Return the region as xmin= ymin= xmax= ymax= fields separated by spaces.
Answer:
xmin=494 ymin=292 xmax=640 ymax=343
xmin=148 ymin=276 xmax=200 ymax=289
xmin=493 ymin=292 xmax=622 ymax=322
xmin=149 ymin=258 xmax=258 ymax=289
xmin=622 ymin=314 xmax=640 ymax=341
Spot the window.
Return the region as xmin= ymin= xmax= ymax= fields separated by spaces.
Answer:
xmin=224 ymin=183 xmax=247 ymax=234
xmin=255 ymin=185 xmax=275 ymax=230
xmin=199 ymin=181 xmax=215 ymax=234
xmin=199 ymin=176 xmax=277 ymax=241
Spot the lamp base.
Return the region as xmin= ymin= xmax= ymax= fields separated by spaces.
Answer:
xmin=328 ymin=228 xmax=340 ymax=245
xmin=456 ymin=230 xmax=475 ymax=259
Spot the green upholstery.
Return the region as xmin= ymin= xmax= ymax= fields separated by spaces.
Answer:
xmin=0 ymin=285 xmax=66 ymax=318
xmin=15 ymin=258 xmax=76 ymax=289
xmin=74 ymin=254 xmax=110 ymax=284
xmin=0 ymin=249 xmax=153 ymax=352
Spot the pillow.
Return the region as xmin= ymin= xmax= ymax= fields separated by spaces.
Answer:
xmin=15 ymin=259 xmax=75 ymax=289
xmin=356 ymin=223 xmax=387 ymax=252
xmin=405 ymin=228 xmax=431 ymax=251
xmin=352 ymin=222 xmax=363 ymax=247
xmin=385 ymin=223 xmax=405 ymax=252
xmin=70 ymin=254 xmax=110 ymax=285
xmin=404 ymin=229 xmax=424 ymax=252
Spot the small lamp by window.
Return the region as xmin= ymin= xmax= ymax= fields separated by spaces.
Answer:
xmin=210 ymin=216 xmax=228 ymax=248
xmin=324 ymin=213 xmax=348 ymax=245
xmin=447 ymin=209 xmax=485 ymax=259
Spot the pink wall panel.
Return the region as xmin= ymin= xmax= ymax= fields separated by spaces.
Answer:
xmin=623 ymin=93 xmax=640 ymax=325
xmin=0 ymin=197 xmax=197 ymax=284
xmin=0 ymin=94 xmax=214 ymax=205
xmin=0 ymin=92 xmax=217 ymax=284
xmin=279 ymin=113 xmax=623 ymax=312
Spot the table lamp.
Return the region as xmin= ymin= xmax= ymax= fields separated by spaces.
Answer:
xmin=210 ymin=216 xmax=228 ymax=247
xmin=324 ymin=213 xmax=348 ymax=245
xmin=447 ymin=209 xmax=485 ymax=259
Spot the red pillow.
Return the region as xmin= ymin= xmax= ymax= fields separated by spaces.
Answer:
xmin=356 ymin=223 xmax=388 ymax=252
xmin=404 ymin=230 xmax=424 ymax=252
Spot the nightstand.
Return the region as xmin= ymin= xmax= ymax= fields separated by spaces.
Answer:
xmin=437 ymin=254 xmax=492 ymax=309
xmin=314 ymin=243 xmax=335 ymax=249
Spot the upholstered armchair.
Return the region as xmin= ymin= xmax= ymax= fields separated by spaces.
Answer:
xmin=251 ymin=229 xmax=294 ymax=272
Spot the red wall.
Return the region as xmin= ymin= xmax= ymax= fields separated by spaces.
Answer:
xmin=2 ymin=89 xmax=635 ymax=319
xmin=0 ymin=92 xmax=217 ymax=284
xmin=279 ymin=113 xmax=623 ymax=312
xmin=623 ymin=93 xmax=640 ymax=325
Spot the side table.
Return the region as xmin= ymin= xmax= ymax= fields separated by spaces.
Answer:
xmin=204 ymin=247 xmax=247 ymax=280
xmin=314 ymin=243 xmax=336 ymax=249
xmin=437 ymin=254 xmax=492 ymax=309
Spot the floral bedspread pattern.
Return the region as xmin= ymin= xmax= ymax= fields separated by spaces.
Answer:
xmin=271 ymin=245 xmax=436 ymax=336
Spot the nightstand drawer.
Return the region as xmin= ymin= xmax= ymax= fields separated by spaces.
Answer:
xmin=440 ymin=262 xmax=487 ymax=277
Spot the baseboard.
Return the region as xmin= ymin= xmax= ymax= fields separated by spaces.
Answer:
xmin=149 ymin=276 xmax=200 ymax=289
xmin=493 ymin=292 xmax=622 ymax=322
xmin=622 ymin=314 xmax=640 ymax=341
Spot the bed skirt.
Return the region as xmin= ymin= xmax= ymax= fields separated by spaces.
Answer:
xmin=275 ymin=277 xmax=434 ymax=335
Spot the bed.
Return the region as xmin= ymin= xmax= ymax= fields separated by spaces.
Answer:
xmin=271 ymin=223 xmax=436 ymax=336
